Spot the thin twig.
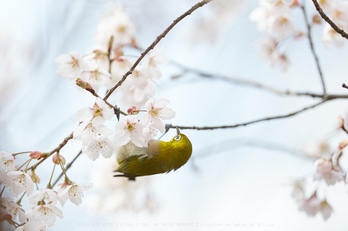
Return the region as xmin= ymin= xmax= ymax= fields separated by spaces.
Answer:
xmin=169 ymin=100 xmax=326 ymax=131
xmin=51 ymin=150 xmax=83 ymax=188
xmin=342 ymin=83 xmax=348 ymax=90
xmin=301 ymin=3 xmax=327 ymax=98
xmin=172 ymin=62 xmax=348 ymax=100
xmin=103 ymin=0 xmax=209 ymax=100
xmin=27 ymin=133 xmax=73 ymax=171
xmin=311 ymin=0 xmax=348 ymax=39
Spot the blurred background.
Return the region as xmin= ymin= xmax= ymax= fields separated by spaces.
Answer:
xmin=1 ymin=0 xmax=348 ymax=230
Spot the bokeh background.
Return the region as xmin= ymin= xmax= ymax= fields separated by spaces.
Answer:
xmin=1 ymin=0 xmax=348 ymax=230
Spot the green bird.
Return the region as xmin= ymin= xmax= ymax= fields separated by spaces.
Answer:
xmin=114 ymin=128 xmax=192 ymax=180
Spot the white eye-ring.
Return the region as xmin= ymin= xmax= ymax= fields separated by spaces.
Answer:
xmin=174 ymin=135 xmax=181 ymax=141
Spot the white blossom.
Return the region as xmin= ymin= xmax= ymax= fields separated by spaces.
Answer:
xmin=15 ymin=221 xmax=47 ymax=231
xmin=298 ymin=192 xmax=320 ymax=217
xmin=75 ymin=97 xmax=114 ymax=126
xmin=313 ymin=158 xmax=344 ymax=185
xmin=81 ymin=61 xmax=112 ymax=92
xmin=0 ymin=150 xmax=16 ymax=172
xmin=5 ymin=171 xmax=34 ymax=197
xmin=28 ymin=189 xmax=59 ymax=209
xmin=95 ymin=2 xmax=135 ymax=49
xmin=141 ymin=98 xmax=175 ymax=133
xmin=82 ymin=135 xmax=114 ymax=161
xmin=55 ymin=51 xmax=83 ymax=80
xmin=55 ymin=182 xmax=93 ymax=206
xmin=114 ymin=115 xmax=147 ymax=147
xmin=26 ymin=204 xmax=63 ymax=227
xmin=319 ymin=200 xmax=333 ymax=220
xmin=142 ymin=44 xmax=169 ymax=80
xmin=1 ymin=197 xmax=26 ymax=223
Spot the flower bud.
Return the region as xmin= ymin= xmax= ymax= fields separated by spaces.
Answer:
xmin=76 ymin=78 xmax=95 ymax=94
xmin=29 ymin=170 xmax=40 ymax=183
xmin=29 ymin=151 xmax=45 ymax=160
xmin=312 ymin=14 xmax=321 ymax=24
xmin=339 ymin=139 xmax=348 ymax=150
xmin=53 ymin=153 xmax=66 ymax=165
xmin=127 ymin=106 xmax=140 ymax=115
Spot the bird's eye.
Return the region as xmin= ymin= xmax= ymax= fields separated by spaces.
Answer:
xmin=174 ymin=135 xmax=181 ymax=141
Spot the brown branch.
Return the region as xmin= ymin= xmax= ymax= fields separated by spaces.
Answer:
xmin=103 ymin=0 xmax=209 ymax=100
xmin=51 ymin=150 xmax=83 ymax=187
xmin=343 ymin=83 xmax=348 ymax=90
xmin=301 ymin=3 xmax=327 ymax=98
xmin=169 ymin=100 xmax=327 ymax=131
xmin=311 ymin=0 xmax=348 ymax=39
xmin=172 ymin=62 xmax=348 ymax=100
xmin=27 ymin=132 xmax=74 ymax=171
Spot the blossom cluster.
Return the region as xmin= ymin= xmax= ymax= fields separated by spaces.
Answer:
xmin=287 ymin=116 xmax=348 ymax=220
xmin=0 ymin=151 xmax=93 ymax=230
xmin=250 ymin=0 xmax=348 ymax=71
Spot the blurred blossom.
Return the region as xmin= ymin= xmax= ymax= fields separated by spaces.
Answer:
xmin=302 ymin=140 xmax=330 ymax=158
xmin=313 ymin=158 xmax=344 ymax=185
xmin=84 ymin=157 xmax=158 ymax=214
xmin=95 ymin=2 xmax=135 ymax=49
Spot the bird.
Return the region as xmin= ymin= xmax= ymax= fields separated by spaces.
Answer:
xmin=114 ymin=128 xmax=192 ymax=181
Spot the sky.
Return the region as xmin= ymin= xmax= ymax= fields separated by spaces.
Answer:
xmin=1 ymin=0 xmax=348 ymax=230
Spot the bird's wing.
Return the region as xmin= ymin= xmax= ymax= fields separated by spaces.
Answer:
xmin=116 ymin=140 xmax=161 ymax=164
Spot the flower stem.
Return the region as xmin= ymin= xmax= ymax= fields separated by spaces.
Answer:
xmin=16 ymin=191 xmax=26 ymax=205
xmin=47 ymin=164 xmax=56 ymax=189
xmin=16 ymin=159 xmax=32 ymax=171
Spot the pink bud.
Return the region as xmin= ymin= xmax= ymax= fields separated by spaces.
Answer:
xmin=127 ymin=106 xmax=140 ymax=115
xmin=339 ymin=139 xmax=348 ymax=150
xmin=53 ymin=153 xmax=66 ymax=165
xmin=312 ymin=14 xmax=321 ymax=24
xmin=29 ymin=151 xmax=45 ymax=160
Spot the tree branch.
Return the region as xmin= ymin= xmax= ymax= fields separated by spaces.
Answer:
xmin=103 ymin=0 xmax=209 ymax=100
xmin=342 ymin=83 xmax=348 ymax=90
xmin=168 ymin=100 xmax=327 ymax=131
xmin=301 ymin=3 xmax=327 ymax=98
xmin=311 ymin=0 xmax=348 ymax=39
xmin=172 ymin=62 xmax=348 ymax=100
xmin=27 ymin=132 xmax=74 ymax=171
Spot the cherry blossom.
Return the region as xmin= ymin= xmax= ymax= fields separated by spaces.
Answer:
xmin=73 ymin=121 xmax=113 ymax=144
xmin=313 ymin=158 xmax=344 ymax=185
xmin=55 ymin=51 xmax=83 ymax=80
xmin=15 ymin=221 xmax=47 ymax=231
xmin=5 ymin=171 xmax=34 ymax=197
xmin=322 ymin=24 xmax=346 ymax=48
xmin=298 ymin=192 xmax=320 ymax=217
xmin=75 ymin=97 xmax=114 ymax=126
xmin=0 ymin=197 xmax=26 ymax=223
xmin=142 ymin=44 xmax=169 ymax=80
xmin=28 ymin=189 xmax=59 ymax=209
xmin=26 ymin=204 xmax=63 ymax=227
xmin=80 ymin=61 xmax=112 ymax=92
xmin=250 ymin=0 xmax=295 ymax=41
xmin=95 ymin=2 xmax=135 ymax=49
xmin=141 ymin=98 xmax=175 ymax=133
xmin=0 ymin=150 xmax=16 ymax=172
xmin=82 ymin=135 xmax=114 ymax=161
xmin=110 ymin=57 xmax=132 ymax=85
xmin=319 ymin=200 xmax=333 ymax=220
xmin=114 ymin=115 xmax=147 ymax=147
xmin=55 ymin=182 xmax=93 ymax=206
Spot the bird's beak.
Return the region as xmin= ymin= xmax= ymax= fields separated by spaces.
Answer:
xmin=176 ymin=127 xmax=180 ymax=135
